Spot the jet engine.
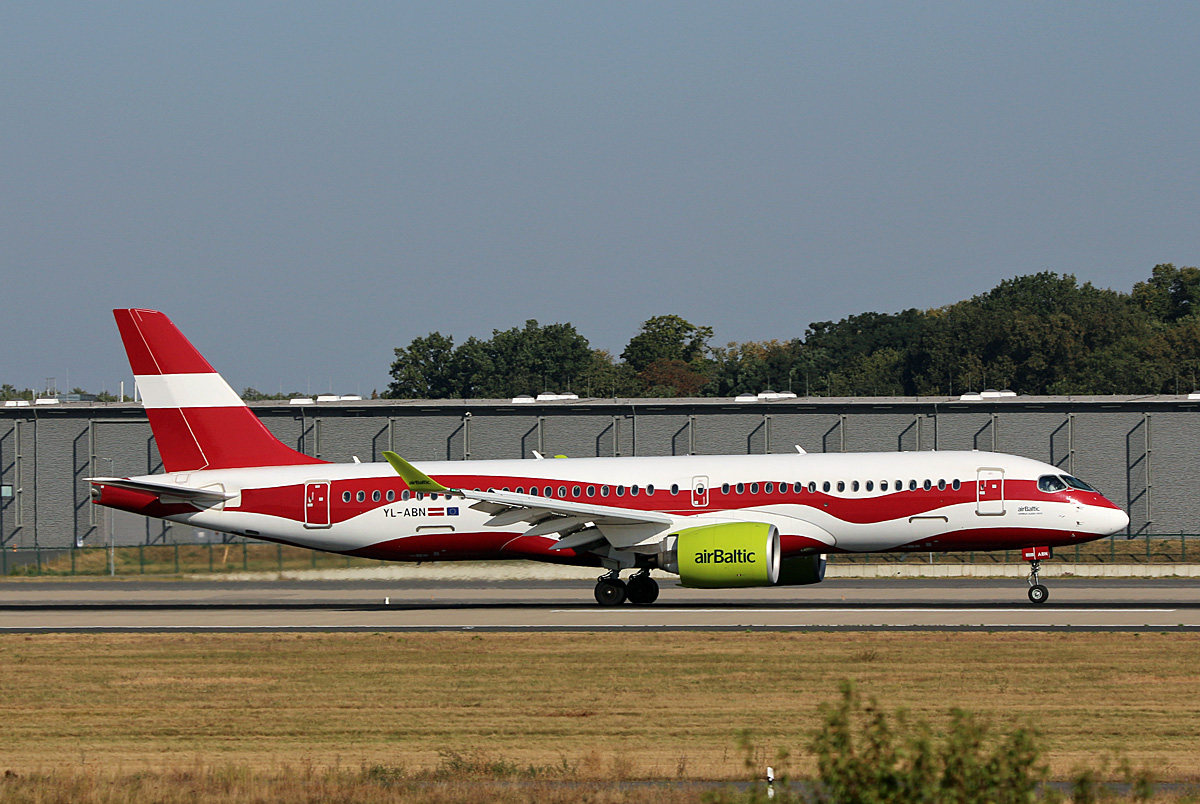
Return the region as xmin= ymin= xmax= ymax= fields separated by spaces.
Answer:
xmin=657 ymin=523 xmax=828 ymax=588
xmin=658 ymin=522 xmax=781 ymax=588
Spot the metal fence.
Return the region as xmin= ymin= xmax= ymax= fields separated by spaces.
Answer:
xmin=1 ymin=535 xmax=1196 ymax=577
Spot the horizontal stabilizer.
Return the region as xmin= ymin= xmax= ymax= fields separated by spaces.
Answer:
xmin=88 ymin=477 xmax=233 ymax=502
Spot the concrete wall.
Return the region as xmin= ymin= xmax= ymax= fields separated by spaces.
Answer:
xmin=2 ymin=395 xmax=1194 ymax=547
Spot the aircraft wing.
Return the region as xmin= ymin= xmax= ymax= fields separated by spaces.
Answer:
xmin=459 ymin=487 xmax=674 ymax=548
xmin=380 ymin=451 xmax=674 ymax=550
xmin=88 ymin=477 xmax=234 ymax=502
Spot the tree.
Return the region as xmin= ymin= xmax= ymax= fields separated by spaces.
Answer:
xmin=464 ymin=320 xmax=594 ymax=398
xmin=620 ymin=315 xmax=713 ymax=373
xmin=1132 ymin=263 xmax=1200 ymax=323
xmin=638 ymin=358 xmax=709 ymax=397
xmin=385 ymin=332 xmax=461 ymax=398
xmin=707 ymin=340 xmax=803 ymax=397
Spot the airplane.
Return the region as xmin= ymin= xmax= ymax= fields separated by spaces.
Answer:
xmin=90 ymin=309 xmax=1130 ymax=606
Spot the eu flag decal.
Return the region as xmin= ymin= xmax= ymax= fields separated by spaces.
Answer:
xmin=448 ymin=507 xmax=459 ymax=516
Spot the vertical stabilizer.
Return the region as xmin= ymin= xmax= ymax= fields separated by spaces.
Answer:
xmin=114 ymin=309 xmax=325 ymax=472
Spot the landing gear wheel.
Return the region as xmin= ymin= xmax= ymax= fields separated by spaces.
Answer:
xmin=594 ymin=578 xmax=627 ymax=606
xmin=626 ymin=575 xmax=659 ymax=606
xmin=1025 ymin=558 xmax=1049 ymax=605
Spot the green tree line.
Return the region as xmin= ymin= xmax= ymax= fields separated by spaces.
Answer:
xmin=386 ymin=264 xmax=1200 ymax=399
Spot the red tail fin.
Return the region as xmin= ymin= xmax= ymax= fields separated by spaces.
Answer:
xmin=115 ymin=309 xmax=325 ymax=472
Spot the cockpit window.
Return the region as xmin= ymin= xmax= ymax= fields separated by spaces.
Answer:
xmin=1038 ymin=475 xmax=1068 ymax=493
xmin=1062 ymin=475 xmax=1097 ymax=493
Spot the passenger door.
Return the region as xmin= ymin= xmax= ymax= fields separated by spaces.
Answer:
xmin=976 ymin=468 xmax=1005 ymax=516
xmin=304 ymin=481 xmax=331 ymax=528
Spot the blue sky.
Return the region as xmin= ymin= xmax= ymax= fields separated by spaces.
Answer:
xmin=3 ymin=2 xmax=1198 ymax=396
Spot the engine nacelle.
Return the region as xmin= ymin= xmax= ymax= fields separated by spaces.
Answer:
xmin=777 ymin=553 xmax=827 ymax=586
xmin=658 ymin=522 xmax=781 ymax=588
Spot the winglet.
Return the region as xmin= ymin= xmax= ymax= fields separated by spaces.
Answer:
xmin=381 ymin=451 xmax=453 ymax=494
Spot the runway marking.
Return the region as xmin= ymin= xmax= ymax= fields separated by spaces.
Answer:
xmin=0 ymin=623 xmax=1193 ymax=631
xmin=555 ymin=608 xmax=1178 ymax=614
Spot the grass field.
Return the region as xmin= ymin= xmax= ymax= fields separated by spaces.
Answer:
xmin=1 ymin=631 xmax=1197 ymax=785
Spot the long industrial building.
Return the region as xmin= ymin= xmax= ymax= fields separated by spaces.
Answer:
xmin=0 ymin=393 xmax=1189 ymax=548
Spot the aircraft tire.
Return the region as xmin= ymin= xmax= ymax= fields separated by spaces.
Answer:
xmin=626 ymin=576 xmax=659 ymax=606
xmin=1028 ymin=584 xmax=1049 ymax=604
xmin=594 ymin=579 xmax=627 ymax=606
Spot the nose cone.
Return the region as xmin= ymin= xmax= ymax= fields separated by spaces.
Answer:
xmin=1091 ymin=504 xmax=1130 ymax=536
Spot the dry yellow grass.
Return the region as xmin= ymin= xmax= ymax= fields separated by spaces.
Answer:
xmin=0 ymin=632 xmax=1197 ymax=782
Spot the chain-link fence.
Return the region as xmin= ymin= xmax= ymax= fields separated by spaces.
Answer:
xmin=1 ymin=534 xmax=1197 ymax=577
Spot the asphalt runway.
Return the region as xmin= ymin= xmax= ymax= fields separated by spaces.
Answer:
xmin=1 ymin=577 xmax=1198 ymax=631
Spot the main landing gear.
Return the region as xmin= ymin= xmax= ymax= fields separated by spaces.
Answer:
xmin=1027 ymin=559 xmax=1049 ymax=604
xmin=594 ymin=569 xmax=659 ymax=606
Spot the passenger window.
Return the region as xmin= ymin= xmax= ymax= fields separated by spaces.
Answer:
xmin=851 ymin=481 xmax=859 ymax=492
xmin=601 ymin=486 xmax=610 ymax=497
xmin=881 ymin=481 xmax=888 ymax=491
xmin=402 ymin=490 xmax=411 ymax=501
xmin=544 ymin=486 xmax=553 ymax=497
xmin=937 ymin=479 xmax=946 ymax=491
xmin=751 ymin=483 xmax=760 ymax=494
xmin=736 ymin=483 xmax=745 ymax=494
xmin=866 ymin=480 xmax=874 ymax=492
xmin=616 ymin=486 xmax=625 ymax=497
xmin=503 ymin=487 xmax=510 ymax=493
xmin=372 ymin=490 xmax=381 ymax=502
xmin=529 ymin=487 xmax=539 ymax=496
xmin=356 ymin=490 xmax=365 ymax=503
xmin=572 ymin=485 xmax=581 ymax=497
xmin=794 ymin=482 xmax=804 ymax=493
xmin=836 ymin=481 xmax=845 ymax=492
xmin=630 ymin=486 xmax=640 ymax=496
xmin=515 ymin=486 xmax=524 ymax=494
xmin=765 ymin=482 xmax=774 ymax=493
xmin=822 ymin=481 xmax=831 ymax=492
xmin=952 ymin=479 xmax=961 ymax=490
xmin=558 ymin=486 xmax=567 ymax=497
xmin=896 ymin=480 xmax=903 ymax=491
xmin=670 ymin=484 xmax=679 ymax=495
xmin=722 ymin=483 xmax=730 ymax=494
xmin=779 ymin=483 xmax=787 ymax=494
xmin=923 ymin=480 xmax=932 ymax=491
xmin=646 ymin=485 xmax=655 ymax=495
xmin=342 ymin=491 xmax=351 ymax=503
xmin=909 ymin=480 xmax=917 ymax=491
xmin=809 ymin=481 xmax=817 ymax=493
xmin=586 ymin=486 xmax=595 ymax=497
xmin=386 ymin=490 xmax=395 ymax=502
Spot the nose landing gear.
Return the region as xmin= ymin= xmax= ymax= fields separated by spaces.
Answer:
xmin=1027 ymin=559 xmax=1049 ymax=604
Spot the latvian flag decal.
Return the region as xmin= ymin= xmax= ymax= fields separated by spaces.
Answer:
xmin=428 ymin=507 xmax=460 ymax=517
